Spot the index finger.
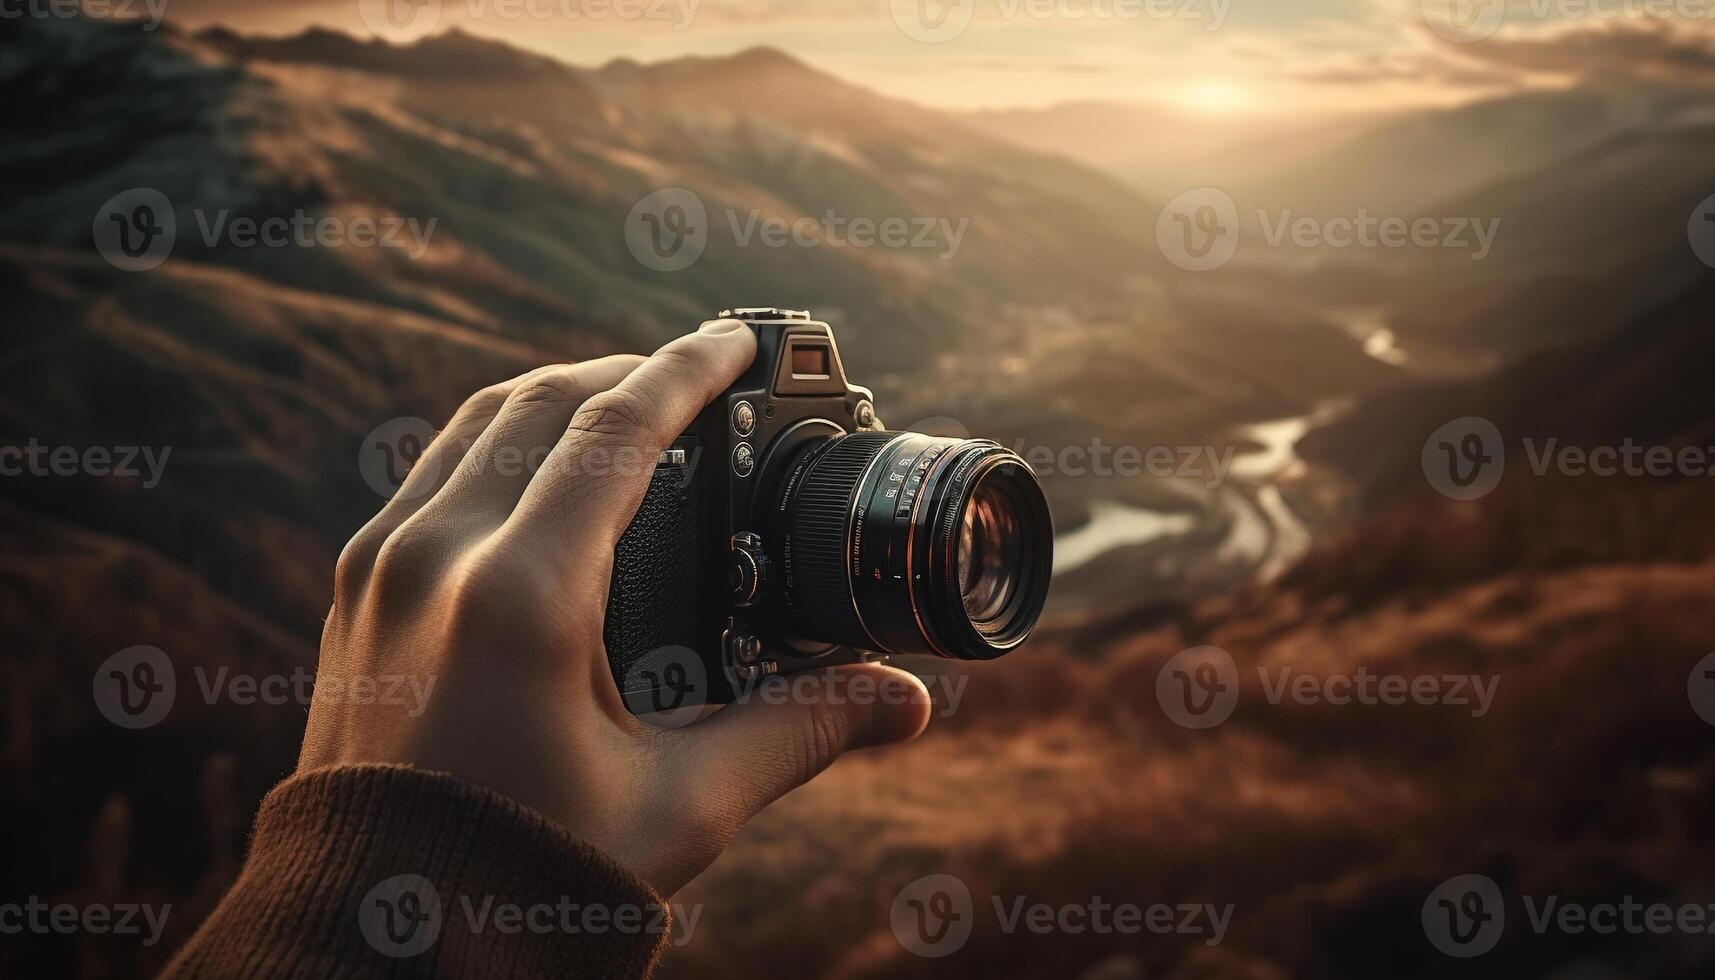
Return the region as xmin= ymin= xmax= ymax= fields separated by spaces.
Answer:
xmin=506 ymin=318 xmax=757 ymax=563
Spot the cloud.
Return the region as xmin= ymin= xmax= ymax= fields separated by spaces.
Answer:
xmin=1289 ymin=19 xmax=1715 ymax=93
xmin=1289 ymin=50 xmax=1519 ymax=87
xmin=1436 ymin=20 xmax=1715 ymax=87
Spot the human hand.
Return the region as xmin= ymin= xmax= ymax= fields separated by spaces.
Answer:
xmin=299 ymin=319 xmax=932 ymax=894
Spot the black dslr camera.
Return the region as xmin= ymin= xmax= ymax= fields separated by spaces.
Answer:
xmin=605 ymin=309 xmax=1052 ymax=718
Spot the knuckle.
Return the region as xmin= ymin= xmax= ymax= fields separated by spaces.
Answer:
xmin=568 ymin=388 xmax=653 ymax=442
xmin=367 ymin=515 xmax=443 ymax=602
xmin=653 ymin=342 xmax=723 ymax=402
xmin=440 ymin=542 xmax=552 ymax=646
xmin=333 ymin=521 xmax=389 ymax=595
xmin=459 ymin=382 xmax=515 ymax=420
xmin=440 ymin=561 xmax=504 ymax=637
xmin=508 ymin=371 xmax=595 ymax=409
xmin=652 ymin=340 xmax=702 ymax=376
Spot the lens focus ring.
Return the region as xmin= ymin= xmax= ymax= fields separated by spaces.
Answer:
xmin=780 ymin=431 xmax=899 ymax=650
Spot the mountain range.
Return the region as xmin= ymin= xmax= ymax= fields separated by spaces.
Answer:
xmin=4 ymin=15 xmax=1715 ymax=978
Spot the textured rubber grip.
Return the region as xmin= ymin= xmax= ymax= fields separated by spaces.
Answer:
xmin=604 ymin=462 xmax=700 ymax=690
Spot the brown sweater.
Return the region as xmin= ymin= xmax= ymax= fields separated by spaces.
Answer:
xmin=161 ymin=765 xmax=669 ymax=979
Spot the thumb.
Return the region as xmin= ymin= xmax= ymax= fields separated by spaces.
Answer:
xmin=686 ymin=663 xmax=933 ymax=818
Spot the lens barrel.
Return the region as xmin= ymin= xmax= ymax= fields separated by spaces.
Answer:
xmin=772 ymin=431 xmax=1052 ymax=660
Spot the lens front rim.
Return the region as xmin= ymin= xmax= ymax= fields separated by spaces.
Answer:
xmin=911 ymin=445 xmax=1052 ymax=659
xmin=840 ymin=435 xmax=1051 ymax=660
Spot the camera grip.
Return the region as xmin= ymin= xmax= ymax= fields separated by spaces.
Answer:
xmin=604 ymin=459 xmax=703 ymax=697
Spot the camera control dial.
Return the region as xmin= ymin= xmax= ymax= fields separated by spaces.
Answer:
xmin=730 ymin=532 xmax=772 ymax=607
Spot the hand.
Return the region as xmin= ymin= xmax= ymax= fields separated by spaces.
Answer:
xmin=299 ymin=319 xmax=932 ymax=894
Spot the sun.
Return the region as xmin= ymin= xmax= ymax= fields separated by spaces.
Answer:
xmin=1178 ymin=80 xmax=1256 ymax=114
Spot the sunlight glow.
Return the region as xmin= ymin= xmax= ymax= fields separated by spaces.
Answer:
xmin=1176 ymin=80 xmax=1256 ymax=114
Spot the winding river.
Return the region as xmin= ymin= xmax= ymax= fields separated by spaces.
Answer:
xmin=1053 ymin=399 xmax=1351 ymax=581
xmin=1050 ymin=314 xmax=1404 ymax=581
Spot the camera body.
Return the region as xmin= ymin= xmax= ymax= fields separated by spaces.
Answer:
xmin=605 ymin=309 xmax=884 ymax=715
xmin=606 ymin=308 xmax=1053 ymax=720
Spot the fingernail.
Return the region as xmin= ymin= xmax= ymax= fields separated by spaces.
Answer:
xmin=699 ymin=318 xmax=745 ymax=334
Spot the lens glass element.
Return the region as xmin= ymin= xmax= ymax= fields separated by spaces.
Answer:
xmin=958 ymin=482 xmax=1023 ymax=628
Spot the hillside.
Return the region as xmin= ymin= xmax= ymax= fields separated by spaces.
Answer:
xmin=7 ymin=16 xmax=1715 ymax=978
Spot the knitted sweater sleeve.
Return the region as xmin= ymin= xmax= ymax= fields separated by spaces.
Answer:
xmin=160 ymin=764 xmax=670 ymax=979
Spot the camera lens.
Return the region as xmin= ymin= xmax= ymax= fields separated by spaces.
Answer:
xmin=768 ymin=431 xmax=1052 ymax=660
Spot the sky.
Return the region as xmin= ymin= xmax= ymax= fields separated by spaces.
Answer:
xmin=160 ymin=0 xmax=1715 ymax=114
